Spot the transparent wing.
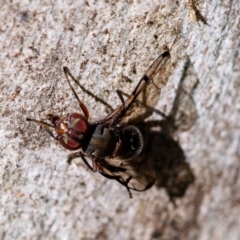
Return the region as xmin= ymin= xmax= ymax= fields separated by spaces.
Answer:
xmin=97 ymin=50 xmax=171 ymax=126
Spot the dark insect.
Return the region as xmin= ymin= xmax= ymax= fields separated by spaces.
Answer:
xmin=27 ymin=49 xmax=171 ymax=197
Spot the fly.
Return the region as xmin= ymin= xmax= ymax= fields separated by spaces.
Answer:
xmin=27 ymin=49 xmax=171 ymax=197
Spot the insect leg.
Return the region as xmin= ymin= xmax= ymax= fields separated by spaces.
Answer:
xmin=68 ymin=151 xmax=94 ymax=171
xmin=26 ymin=118 xmax=56 ymax=139
xmin=80 ymin=152 xmax=96 ymax=171
xmin=63 ymin=67 xmax=89 ymax=119
xmin=98 ymin=168 xmax=133 ymax=198
xmin=127 ymin=187 xmax=133 ymax=198
xmin=67 ymin=151 xmax=80 ymax=164
xmin=116 ymin=89 xmax=125 ymax=106
xmin=76 ymin=82 xmax=114 ymax=112
xmin=125 ymin=177 xmax=133 ymax=198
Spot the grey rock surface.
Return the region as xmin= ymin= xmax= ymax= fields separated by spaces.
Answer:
xmin=0 ymin=0 xmax=239 ymax=239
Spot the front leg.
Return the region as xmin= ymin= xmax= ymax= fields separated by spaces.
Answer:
xmin=68 ymin=151 xmax=94 ymax=171
xmin=67 ymin=151 xmax=81 ymax=164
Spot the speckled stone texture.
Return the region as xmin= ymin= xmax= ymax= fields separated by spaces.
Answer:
xmin=0 ymin=0 xmax=239 ymax=239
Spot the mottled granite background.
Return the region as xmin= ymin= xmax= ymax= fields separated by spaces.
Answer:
xmin=0 ymin=0 xmax=239 ymax=239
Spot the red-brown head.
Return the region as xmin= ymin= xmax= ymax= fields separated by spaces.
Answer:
xmin=47 ymin=113 xmax=89 ymax=150
xmin=27 ymin=66 xmax=91 ymax=152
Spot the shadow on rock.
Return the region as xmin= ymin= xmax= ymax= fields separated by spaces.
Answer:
xmin=138 ymin=58 xmax=199 ymax=201
xmin=137 ymin=119 xmax=195 ymax=201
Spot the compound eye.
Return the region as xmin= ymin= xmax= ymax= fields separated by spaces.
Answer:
xmin=58 ymin=135 xmax=81 ymax=150
xmin=68 ymin=113 xmax=88 ymax=134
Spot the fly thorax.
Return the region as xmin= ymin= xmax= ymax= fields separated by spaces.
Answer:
xmin=86 ymin=124 xmax=118 ymax=158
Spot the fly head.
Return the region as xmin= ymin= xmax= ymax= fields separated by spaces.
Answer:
xmin=47 ymin=112 xmax=89 ymax=150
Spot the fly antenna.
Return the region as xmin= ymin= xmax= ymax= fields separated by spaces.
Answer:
xmin=26 ymin=118 xmax=55 ymax=139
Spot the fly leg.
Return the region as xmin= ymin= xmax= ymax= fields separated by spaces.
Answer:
xmin=93 ymin=156 xmax=134 ymax=198
xmin=127 ymin=187 xmax=133 ymax=198
xmin=67 ymin=151 xmax=93 ymax=171
xmin=78 ymin=82 xmax=114 ymax=112
xmin=98 ymin=168 xmax=133 ymax=198
xmin=116 ymin=89 xmax=125 ymax=106
xmin=67 ymin=151 xmax=80 ymax=165
xmin=63 ymin=67 xmax=89 ymax=119
xmin=63 ymin=67 xmax=114 ymax=112
xmin=125 ymin=177 xmax=133 ymax=198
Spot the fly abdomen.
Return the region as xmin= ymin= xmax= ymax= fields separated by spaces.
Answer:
xmin=115 ymin=125 xmax=143 ymax=159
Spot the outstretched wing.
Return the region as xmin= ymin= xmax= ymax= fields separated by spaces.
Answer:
xmin=98 ymin=156 xmax=156 ymax=192
xmin=98 ymin=50 xmax=171 ymax=126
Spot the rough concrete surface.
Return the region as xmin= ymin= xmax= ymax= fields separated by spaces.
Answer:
xmin=0 ymin=0 xmax=239 ymax=239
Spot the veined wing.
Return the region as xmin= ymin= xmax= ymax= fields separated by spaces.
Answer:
xmin=98 ymin=50 xmax=171 ymax=126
